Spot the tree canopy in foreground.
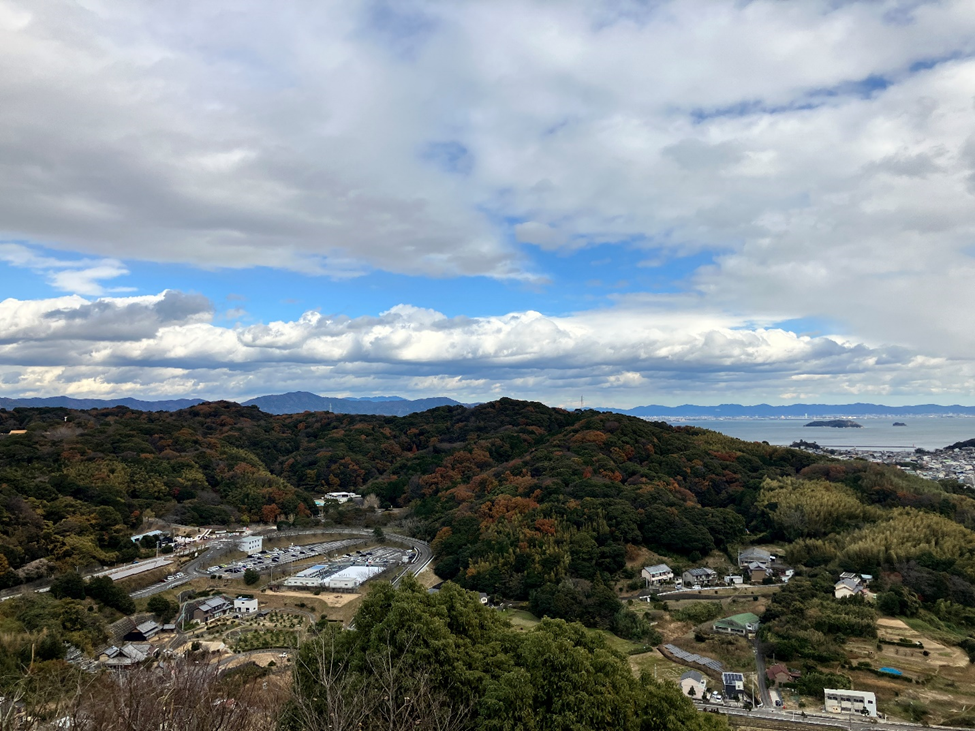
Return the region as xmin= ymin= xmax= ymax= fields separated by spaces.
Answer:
xmin=284 ymin=578 xmax=726 ymax=731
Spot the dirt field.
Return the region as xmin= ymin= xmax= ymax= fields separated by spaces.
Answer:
xmin=177 ymin=640 xmax=227 ymax=654
xmin=875 ymin=618 xmax=968 ymax=668
xmin=269 ymin=589 xmax=361 ymax=607
xmin=221 ymin=650 xmax=291 ymax=669
xmin=847 ymin=618 xmax=969 ymax=674
xmin=840 ymin=617 xmax=975 ymax=724
xmin=411 ymin=566 xmax=441 ymax=589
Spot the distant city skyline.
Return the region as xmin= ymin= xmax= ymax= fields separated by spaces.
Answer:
xmin=2 ymin=1 xmax=975 ymax=407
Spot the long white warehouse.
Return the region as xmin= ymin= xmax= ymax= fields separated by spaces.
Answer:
xmin=323 ymin=565 xmax=384 ymax=589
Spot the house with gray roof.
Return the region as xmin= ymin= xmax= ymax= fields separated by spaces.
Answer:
xmin=641 ymin=563 xmax=674 ymax=586
xmin=681 ymin=567 xmax=718 ymax=587
xmin=192 ymin=596 xmax=233 ymax=622
xmin=737 ymin=547 xmax=773 ymax=568
xmin=680 ymin=670 xmax=707 ymax=698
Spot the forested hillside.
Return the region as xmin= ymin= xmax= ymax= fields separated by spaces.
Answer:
xmin=3 ymin=398 xmax=975 ymax=642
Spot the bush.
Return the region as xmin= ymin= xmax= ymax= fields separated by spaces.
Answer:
xmin=244 ymin=568 xmax=260 ymax=586
xmin=671 ymin=602 xmax=723 ymax=625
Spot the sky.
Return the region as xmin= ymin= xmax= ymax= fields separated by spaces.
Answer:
xmin=2 ymin=0 xmax=975 ymax=408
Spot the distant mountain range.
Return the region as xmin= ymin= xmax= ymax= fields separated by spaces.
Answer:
xmin=239 ymin=392 xmax=463 ymax=415
xmin=601 ymin=402 xmax=975 ymax=418
xmin=0 ymin=392 xmax=463 ymax=417
xmin=2 ymin=394 xmax=974 ymax=418
xmin=0 ymin=396 xmax=205 ymax=411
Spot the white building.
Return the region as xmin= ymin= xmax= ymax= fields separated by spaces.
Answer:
xmin=234 ymin=597 xmax=259 ymax=614
xmin=238 ymin=535 xmax=263 ymax=555
xmin=283 ymin=564 xmax=331 ymax=588
xmin=679 ymin=670 xmax=707 ymax=698
xmin=641 ymin=563 xmax=674 ymax=586
xmin=323 ymin=565 xmax=383 ymax=590
xmin=824 ymin=689 xmax=877 ymax=717
xmin=724 ymin=575 xmax=744 ymax=585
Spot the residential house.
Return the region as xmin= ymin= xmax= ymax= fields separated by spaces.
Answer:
xmin=737 ymin=547 xmax=773 ymax=569
xmin=724 ymin=575 xmax=743 ymax=586
xmin=641 ymin=563 xmax=674 ymax=586
xmin=834 ymin=578 xmax=866 ymax=599
xmin=100 ymin=643 xmax=153 ymax=667
xmin=682 ymin=567 xmax=718 ymax=587
xmin=679 ymin=670 xmax=707 ymax=699
xmin=766 ymin=663 xmax=800 ymax=686
xmin=713 ymin=612 xmax=760 ymax=638
xmin=192 ymin=596 xmax=233 ymax=623
xmin=124 ymin=620 xmax=161 ymax=642
xmin=746 ymin=562 xmax=771 ymax=584
xmin=234 ymin=597 xmax=259 ymax=614
xmin=722 ymin=672 xmax=745 ymax=700
xmin=834 ymin=573 xmax=872 ymax=599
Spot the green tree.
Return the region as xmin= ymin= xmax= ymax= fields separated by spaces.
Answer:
xmin=85 ymin=576 xmax=135 ymax=615
xmin=243 ymin=568 xmax=260 ymax=586
xmin=50 ymin=571 xmax=86 ymax=600
xmin=285 ymin=578 xmax=726 ymax=731
xmin=147 ymin=595 xmax=177 ymax=623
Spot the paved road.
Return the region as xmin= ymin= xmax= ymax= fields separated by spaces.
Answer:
xmin=130 ymin=539 xmax=233 ymax=598
xmin=754 ymin=635 xmax=773 ymax=708
xmin=700 ymin=702 xmax=975 ymax=731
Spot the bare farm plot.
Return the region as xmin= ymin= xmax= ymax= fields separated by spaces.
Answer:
xmin=876 ymin=618 xmax=968 ymax=669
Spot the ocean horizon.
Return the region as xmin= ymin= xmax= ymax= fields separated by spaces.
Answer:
xmin=657 ymin=416 xmax=975 ymax=452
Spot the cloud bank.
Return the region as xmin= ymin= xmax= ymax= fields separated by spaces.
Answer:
xmin=2 ymin=292 xmax=971 ymax=406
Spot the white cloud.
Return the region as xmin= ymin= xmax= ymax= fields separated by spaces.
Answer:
xmin=0 ymin=243 xmax=131 ymax=295
xmin=2 ymin=290 xmax=973 ymax=406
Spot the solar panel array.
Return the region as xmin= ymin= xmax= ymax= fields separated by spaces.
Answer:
xmin=722 ymin=672 xmax=745 ymax=683
xmin=663 ymin=644 xmax=725 ymax=673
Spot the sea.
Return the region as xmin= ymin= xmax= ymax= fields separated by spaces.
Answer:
xmin=655 ymin=416 xmax=975 ymax=452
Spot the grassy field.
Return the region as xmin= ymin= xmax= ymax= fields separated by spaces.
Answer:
xmin=499 ymin=608 xmax=541 ymax=631
xmin=627 ymin=650 xmax=688 ymax=683
xmin=233 ymin=628 xmax=300 ymax=652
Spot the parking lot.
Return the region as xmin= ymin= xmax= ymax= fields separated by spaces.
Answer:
xmin=206 ymin=538 xmax=368 ymax=577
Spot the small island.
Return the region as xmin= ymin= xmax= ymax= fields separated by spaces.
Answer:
xmin=804 ymin=419 xmax=863 ymax=428
xmin=893 ymin=422 xmax=907 ymax=427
